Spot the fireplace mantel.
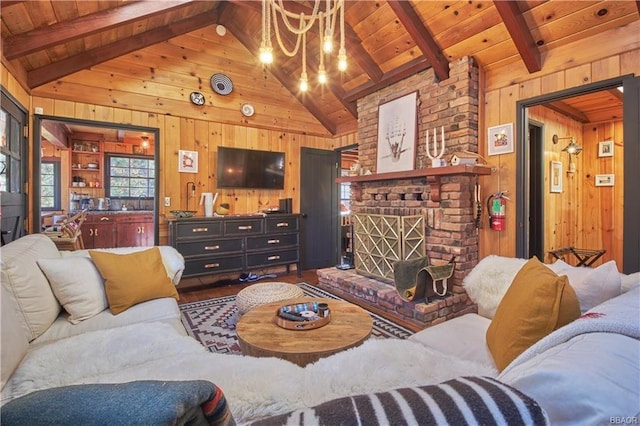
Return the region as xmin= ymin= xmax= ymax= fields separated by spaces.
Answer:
xmin=336 ymin=164 xmax=492 ymax=202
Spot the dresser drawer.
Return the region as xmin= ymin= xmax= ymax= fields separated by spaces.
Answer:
xmin=223 ymin=218 xmax=263 ymax=236
xmin=247 ymin=248 xmax=298 ymax=268
xmin=176 ymin=238 xmax=243 ymax=257
xmin=246 ymin=233 xmax=298 ymax=251
xmin=184 ymin=255 xmax=244 ymax=276
xmin=175 ymin=221 xmax=222 ymax=239
xmin=265 ymin=216 xmax=298 ymax=233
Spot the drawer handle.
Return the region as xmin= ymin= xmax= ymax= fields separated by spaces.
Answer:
xmin=267 ymin=239 xmax=280 ymax=244
xmin=267 ymin=255 xmax=280 ymax=261
xmin=100 ymin=217 xmax=110 ymax=221
xmin=192 ymin=227 xmax=208 ymax=233
xmin=204 ymin=245 xmax=220 ymax=250
xmin=238 ymin=225 xmax=252 ymax=230
xmin=204 ymin=263 xmax=220 ymax=269
xmin=276 ymin=222 xmax=289 ymax=227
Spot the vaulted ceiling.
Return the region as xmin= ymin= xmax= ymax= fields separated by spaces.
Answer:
xmin=2 ymin=1 xmax=637 ymax=136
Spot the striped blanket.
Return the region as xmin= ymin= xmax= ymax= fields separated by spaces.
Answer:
xmin=249 ymin=376 xmax=548 ymax=425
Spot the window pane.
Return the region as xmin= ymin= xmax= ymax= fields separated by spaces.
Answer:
xmin=107 ymin=155 xmax=154 ymax=198
xmin=40 ymin=160 xmax=60 ymax=210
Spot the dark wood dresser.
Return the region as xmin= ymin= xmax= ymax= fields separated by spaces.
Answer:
xmin=168 ymin=214 xmax=300 ymax=278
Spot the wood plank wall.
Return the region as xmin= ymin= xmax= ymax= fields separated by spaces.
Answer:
xmin=479 ymin=21 xmax=639 ymax=270
xmin=528 ymin=106 xmax=624 ymax=265
xmin=2 ymin=21 xmax=637 ymax=265
xmin=30 ymin=97 xmax=355 ymax=244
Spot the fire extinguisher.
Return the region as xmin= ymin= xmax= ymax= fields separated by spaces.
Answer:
xmin=487 ymin=191 xmax=509 ymax=231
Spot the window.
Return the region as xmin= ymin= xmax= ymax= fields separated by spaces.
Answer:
xmin=106 ymin=154 xmax=155 ymax=198
xmin=40 ymin=160 xmax=61 ymax=210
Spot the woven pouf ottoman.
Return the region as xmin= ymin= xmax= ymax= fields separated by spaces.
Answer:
xmin=236 ymin=282 xmax=304 ymax=315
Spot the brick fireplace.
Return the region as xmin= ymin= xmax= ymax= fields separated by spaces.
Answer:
xmin=316 ymin=57 xmax=486 ymax=329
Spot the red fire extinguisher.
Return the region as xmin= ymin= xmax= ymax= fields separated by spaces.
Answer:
xmin=487 ymin=191 xmax=509 ymax=231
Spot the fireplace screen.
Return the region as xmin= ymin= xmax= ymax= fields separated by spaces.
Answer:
xmin=353 ymin=213 xmax=425 ymax=283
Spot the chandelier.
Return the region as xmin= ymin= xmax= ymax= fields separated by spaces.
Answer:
xmin=259 ymin=0 xmax=347 ymax=92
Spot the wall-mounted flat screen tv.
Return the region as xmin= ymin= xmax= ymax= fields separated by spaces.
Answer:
xmin=217 ymin=146 xmax=285 ymax=190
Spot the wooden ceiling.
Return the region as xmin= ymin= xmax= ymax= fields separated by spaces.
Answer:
xmin=2 ymin=1 xmax=637 ymax=136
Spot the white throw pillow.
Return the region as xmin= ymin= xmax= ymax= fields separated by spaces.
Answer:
xmin=547 ymin=260 xmax=621 ymax=313
xmin=0 ymin=234 xmax=62 ymax=341
xmin=37 ymin=257 xmax=108 ymax=324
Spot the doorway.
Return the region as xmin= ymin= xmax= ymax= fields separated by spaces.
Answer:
xmin=528 ymin=121 xmax=544 ymax=261
xmin=516 ymin=75 xmax=640 ymax=273
xmin=32 ymin=116 xmax=160 ymax=245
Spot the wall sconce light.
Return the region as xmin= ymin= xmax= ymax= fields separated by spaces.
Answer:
xmin=553 ymin=135 xmax=582 ymax=173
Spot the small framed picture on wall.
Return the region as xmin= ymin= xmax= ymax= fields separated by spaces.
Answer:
xmin=487 ymin=123 xmax=514 ymax=156
xmin=550 ymin=161 xmax=562 ymax=193
xmin=178 ymin=150 xmax=198 ymax=173
xmin=595 ymin=174 xmax=615 ymax=187
xmin=598 ymin=141 xmax=614 ymax=157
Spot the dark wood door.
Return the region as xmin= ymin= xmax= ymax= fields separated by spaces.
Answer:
xmin=300 ymin=147 xmax=339 ymax=269
xmin=0 ymin=90 xmax=28 ymax=245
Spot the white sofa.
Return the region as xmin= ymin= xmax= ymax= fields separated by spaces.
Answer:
xmin=1 ymin=234 xmax=639 ymax=425
xmin=1 ymin=234 xmax=186 ymax=395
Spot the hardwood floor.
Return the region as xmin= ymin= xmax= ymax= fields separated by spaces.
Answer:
xmin=176 ymin=269 xmax=423 ymax=333
xmin=176 ymin=270 xmax=320 ymax=303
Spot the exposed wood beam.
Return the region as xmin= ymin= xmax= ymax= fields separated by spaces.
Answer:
xmin=0 ymin=1 xmax=26 ymax=10
xmin=493 ymin=0 xmax=541 ymax=73
xmin=386 ymin=0 xmax=449 ymax=82
xmin=608 ymin=88 xmax=624 ymax=102
xmin=41 ymin=121 xmax=69 ymax=148
xmin=27 ymin=11 xmax=217 ymax=88
xmin=343 ymin=57 xmax=430 ymax=103
xmin=546 ymin=101 xmax=590 ymax=123
xmin=226 ymin=0 xmax=383 ymax=83
xmin=3 ymin=0 xmax=194 ymax=60
xmin=222 ymin=8 xmax=337 ymax=135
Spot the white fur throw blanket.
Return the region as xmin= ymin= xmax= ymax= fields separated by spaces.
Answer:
xmin=3 ymin=322 xmax=496 ymax=424
xmin=503 ymin=285 xmax=640 ymax=374
xmin=462 ymin=255 xmax=526 ymax=318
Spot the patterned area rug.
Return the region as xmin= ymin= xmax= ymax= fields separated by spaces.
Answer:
xmin=179 ymin=282 xmax=414 ymax=355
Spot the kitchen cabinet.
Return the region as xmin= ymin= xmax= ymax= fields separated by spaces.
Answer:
xmin=116 ymin=213 xmax=154 ymax=247
xmin=81 ymin=214 xmax=116 ymax=249
xmin=169 ymin=214 xmax=300 ymax=279
xmin=81 ymin=212 xmax=154 ymax=249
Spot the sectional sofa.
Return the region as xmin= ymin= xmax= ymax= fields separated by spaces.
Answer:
xmin=1 ymin=233 xmax=638 ymax=425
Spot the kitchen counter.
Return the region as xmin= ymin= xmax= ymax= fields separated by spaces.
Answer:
xmin=73 ymin=210 xmax=155 ymax=215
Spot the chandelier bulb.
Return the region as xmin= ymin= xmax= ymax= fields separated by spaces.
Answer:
xmin=259 ymin=46 xmax=273 ymax=65
xmin=323 ymin=39 xmax=333 ymax=54
xmin=338 ymin=49 xmax=347 ymax=72
xmin=318 ymin=68 xmax=327 ymax=84
xmin=299 ymin=72 xmax=309 ymax=92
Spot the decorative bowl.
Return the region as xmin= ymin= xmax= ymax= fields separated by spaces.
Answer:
xmin=170 ymin=210 xmax=197 ymax=218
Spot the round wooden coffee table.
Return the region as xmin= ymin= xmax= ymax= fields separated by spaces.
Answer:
xmin=236 ymin=297 xmax=372 ymax=366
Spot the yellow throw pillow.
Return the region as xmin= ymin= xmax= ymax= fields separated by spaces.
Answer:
xmin=89 ymin=248 xmax=179 ymax=315
xmin=486 ymin=257 xmax=580 ymax=372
